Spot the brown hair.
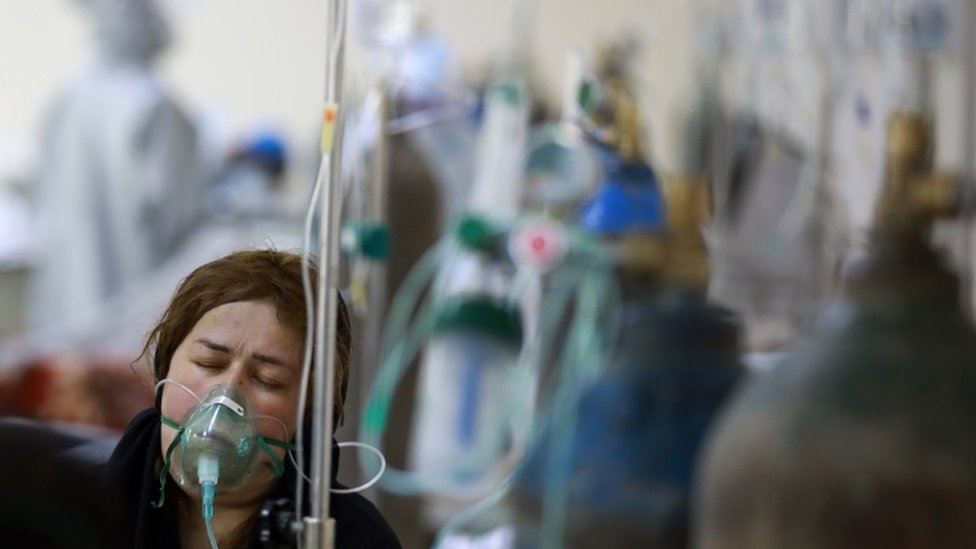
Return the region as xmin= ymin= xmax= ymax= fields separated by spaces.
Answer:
xmin=139 ymin=249 xmax=351 ymax=425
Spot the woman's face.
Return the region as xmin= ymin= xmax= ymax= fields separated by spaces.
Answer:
xmin=159 ymin=300 xmax=304 ymax=503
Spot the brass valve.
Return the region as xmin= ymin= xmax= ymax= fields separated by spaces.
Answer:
xmin=612 ymin=176 xmax=711 ymax=286
xmin=662 ymin=175 xmax=711 ymax=291
xmin=909 ymin=173 xmax=964 ymax=219
xmin=580 ymin=39 xmax=646 ymax=162
xmin=874 ymin=111 xmax=965 ymax=234
xmin=616 ymin=233 xmax=668 ymax=280
xmin=612 ymin=83 xmax=644 ymax=161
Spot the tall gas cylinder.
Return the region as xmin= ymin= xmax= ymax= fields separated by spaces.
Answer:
xmin=694 ymin=111 xmax=976 ymax=549
xmin=512 ymin=167 xmax=744 ymax=548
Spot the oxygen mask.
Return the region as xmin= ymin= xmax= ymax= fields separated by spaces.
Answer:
xmin=171 ymin=384 xmax=264 ymax=491
xmin=154 ymin=382 xmax=294 ymax=509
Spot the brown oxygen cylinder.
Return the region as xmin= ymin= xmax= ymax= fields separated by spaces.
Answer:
xmin=693 ymin=111 xmax=976 ymax=549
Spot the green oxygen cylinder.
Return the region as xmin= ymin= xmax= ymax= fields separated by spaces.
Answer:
xmin=693 ymin=111 xmax=976 ymax=549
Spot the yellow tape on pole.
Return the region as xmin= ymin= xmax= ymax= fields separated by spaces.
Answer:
xmin=320 ymin=103 xmax=339 ymax=154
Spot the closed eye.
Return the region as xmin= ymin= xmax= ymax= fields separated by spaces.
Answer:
xmin=252 ymin=374 xmax=285 ymax=390
xmin=192 ymin=339 xmax=232 ymax=371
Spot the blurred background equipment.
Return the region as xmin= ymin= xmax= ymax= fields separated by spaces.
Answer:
xmin=2 ymin=1 xmax=976 ymax=548
xmin=696 ymin=1 xmax=976 ymax=549
xmin=696 ymin=108 xmax=976 ymax=549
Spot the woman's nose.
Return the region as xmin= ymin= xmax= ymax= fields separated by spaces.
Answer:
xmin=222 ymin=364 xmax=248 ymax=387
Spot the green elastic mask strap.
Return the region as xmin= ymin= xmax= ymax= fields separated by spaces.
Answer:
xmin=257 ymin=437 xmax=296 ymax=477
xmin=153 ymin=416 xmax=184 ymax=509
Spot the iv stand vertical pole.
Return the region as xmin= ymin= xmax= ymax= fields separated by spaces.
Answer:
xmin=305 ymin=0 xmax=347 ymax=548
xmin=360 ymin=78 xmax=389 ymax=443
xmin=961 ymin=0 xmax=976 ymax=316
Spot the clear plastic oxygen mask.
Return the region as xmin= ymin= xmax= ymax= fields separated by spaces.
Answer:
xmin=155 ymin=378 xmax=386 ymax=548
xmin=153 ymin=382 xmax=295 ymax=510
xmin=170 ymin=384 xmax=264 ymax=492
xmin=155 ymin=383 xmax=296 ymax=549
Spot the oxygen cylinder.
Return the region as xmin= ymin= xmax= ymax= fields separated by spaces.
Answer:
xmin=694 ymin=112 xmax=976 ymax=549
xmin=411 ymin=294 xmax=524 ymax=490
xmin=512 ymin=160 xmax=743 ymax=548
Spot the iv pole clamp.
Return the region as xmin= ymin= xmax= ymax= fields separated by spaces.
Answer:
xmin=305 ymin=0 xmax=348 ymax=548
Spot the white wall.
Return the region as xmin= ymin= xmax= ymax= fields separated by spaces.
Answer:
xmin=1 ymin=0 xmax=332 ymax=178
xmin=0 ymin=2 xmax=89 ymax=165
xmin=3 ymin=0 xmax=974 ymax=289
xmin=0 ymin=0 xmax=718 ymax=182
xmin=418 ymin=0 xmax=721 ymax=172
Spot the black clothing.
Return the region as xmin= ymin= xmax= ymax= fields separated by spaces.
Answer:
xmin=104 ymin=408 xmax=400 ymax=549
xmin=0 ymin=417 xmax=123 ymax=549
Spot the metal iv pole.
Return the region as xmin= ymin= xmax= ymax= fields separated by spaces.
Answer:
xmin=961 ymin=0 xmax=976 ymax=316
xmin=305 ymin=0 xmax=348 ymax=547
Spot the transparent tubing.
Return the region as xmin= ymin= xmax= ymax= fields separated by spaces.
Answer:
xmin=360 ymin=239 xmax=524 ymax=496
xmin=358 ymin=233 xmax=448 ymax=493
xmin=360 ymin=242 xmax=485 ymax=495
xmin=199 ymin=455 xmax=220 ymax=549
xmin=538 ymin=268 xmax=619 ymax=549
xmin=430 ymin=471 xmax=516 ymax=549
xmin=295 ymin=154 xmax=327 ymax=549
xmin=356 ymin=82 xmax=390 ymax=497
xmin=362 ymin=255 xmax=513 ymax=495
xmin=294 ymin=165 xmax=386 ymax=547
xmin=329 ymin=442 xmax=388 ymax=494
xmin=429 ymin=265 xmax=621 ymax=545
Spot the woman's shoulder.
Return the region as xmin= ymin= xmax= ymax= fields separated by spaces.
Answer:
xmin=331 ymin=489 xmax=402 ymax=549
xmin=107 ymin=407 xmax=160 ymax=468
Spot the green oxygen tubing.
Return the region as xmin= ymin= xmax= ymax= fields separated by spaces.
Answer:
xmin=360 ymin=213 xmax=621 ymax=499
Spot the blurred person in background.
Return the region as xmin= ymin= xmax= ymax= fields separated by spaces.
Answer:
xmin=205 ymin=131 xmax=289 ymax=223
xmin=28 ymin=0 xmax=204 ymax=337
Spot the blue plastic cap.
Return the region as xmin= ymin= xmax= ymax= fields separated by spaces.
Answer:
xmin=610 ymin=159 xmax=657 ymax=186
xmin=577 ymin=160 xmax=665 ymax=235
